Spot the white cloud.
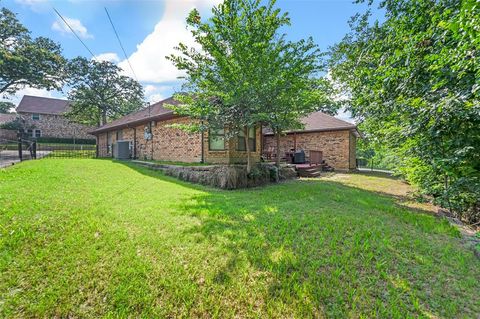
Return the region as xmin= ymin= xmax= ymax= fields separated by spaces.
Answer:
xmin=118 ymin=0 xmax=221 ymax=83
xmin=94 ymin=52 xmax=120 ymax=63
xmin=52 ymin=17 xmax=93 ymax=40
xmin=14 ymin=0 xmax=49 ymax=12
xmin=335 ymin=108 xmax=355 ymax=124
xmin=143 ymin=85 xmax=173 ymax=103
xmin=148 ymin=93 xmax=166 ymax=103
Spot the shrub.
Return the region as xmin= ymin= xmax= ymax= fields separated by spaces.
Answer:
xmin=36 ymin=137 xmax=96 ymax=145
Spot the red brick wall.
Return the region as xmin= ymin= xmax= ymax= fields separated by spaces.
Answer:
xmin=349 ymin=132 xmax=357 ymax=170
xmin=203 ymin=125 xmax=262 ymax=164
xmin=263 ymin=130 xmax=356 ymax=171
xmin=96 ymin=119 xmax=263 ymax=164
xmin=97 ymin=117 xmax=203 ymax=162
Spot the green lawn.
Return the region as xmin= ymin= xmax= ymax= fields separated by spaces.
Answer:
xmin=44 ymin=149 xmax=96 ymax=158
xmin=0 ymin=159 xmax=478 ymax=318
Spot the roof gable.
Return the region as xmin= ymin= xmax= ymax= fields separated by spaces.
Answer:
xmin=263 ymin=111 xmax=357 ymax=135
xmin=300 ymin=111 xmax=356 ymax=132
xmin=16 ymin=95 xmax=70 ymax=115
xmin=91 ymin=97 xmax=358 ymax=136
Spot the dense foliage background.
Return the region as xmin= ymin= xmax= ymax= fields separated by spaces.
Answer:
xmin=330 ymin=0 xmax=479 ymax=222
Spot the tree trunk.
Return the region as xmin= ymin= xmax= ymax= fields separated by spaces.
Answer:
xmin=244 ymin=126 xmax=251 ymax=174
xmin=275 ymin=130 xmax=281 ymax=168
xmin=100 ymin=110 xmax=107 ymax=126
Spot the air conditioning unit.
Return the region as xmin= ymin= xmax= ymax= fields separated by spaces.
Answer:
xmin=114 ymin=140 xmax=131 ymax=160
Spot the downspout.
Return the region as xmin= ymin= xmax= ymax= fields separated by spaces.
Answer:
xmin=201 ymin=130 xmax=205 ymax=163
xmin=150 ymin=122 xmax=154 ymax=160
xmin=349 ymin=131 xmax=351 ymax=170
xmin=133 ymin=127 xmax=137 ymax=159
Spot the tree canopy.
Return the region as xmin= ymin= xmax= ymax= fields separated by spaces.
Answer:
xmin=0 ymin=101 xmax=15 ymax=113
xmin=330 ymin=0 xmax=480 ymax=222
xmin=66 ymin=57 xmax=145 ymax=126
xmin=168 ymin=0 xmax=333 ymax=170
xmin=0 ymin=7 xmax=66 ymax=96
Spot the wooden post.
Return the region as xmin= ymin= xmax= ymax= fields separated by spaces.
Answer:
xmin=95 ymin=135 xmax=99 ymax=158
xmin=17 ymin=137 xmax=22 ymax=161
xmin=293 ymin=132 xmax=297 ymax=151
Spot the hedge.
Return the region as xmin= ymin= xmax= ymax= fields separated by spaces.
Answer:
xmin=35 ymin=137 xmax=96 ymax=145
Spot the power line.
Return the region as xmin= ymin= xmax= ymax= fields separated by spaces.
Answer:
xmin=53 ymin=7 xmax=96 ymax=59
xmin=104 ymin=7 xmax=138 ymax=81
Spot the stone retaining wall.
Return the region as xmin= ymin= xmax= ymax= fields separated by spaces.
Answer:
xmin=132 ymin=161 xmax=298 ymax=189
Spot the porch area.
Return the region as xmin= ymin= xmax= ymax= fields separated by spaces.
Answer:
xmin=262 ymin=148 xmax=335 ymax=177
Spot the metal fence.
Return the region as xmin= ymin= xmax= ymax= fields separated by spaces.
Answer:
xmin=36 ymin=142 xmax=97 ymax=159
xmin=0 ymin=138 xmax=97 ymax=168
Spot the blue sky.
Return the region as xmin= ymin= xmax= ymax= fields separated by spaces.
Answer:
xmin=3 ymin=0 xmax=382 ymax=119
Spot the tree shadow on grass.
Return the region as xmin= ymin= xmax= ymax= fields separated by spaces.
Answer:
xmin=119 ymin=161 xmax=480 ymax=317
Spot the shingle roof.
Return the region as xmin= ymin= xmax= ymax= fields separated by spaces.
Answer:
xmin=90 ymin=97 xmax=180 ymax=134
xmin=0 ymin=113 xmax=17 ymax=125
xmin=263 ymin=111 xmax=357 ymax=135
xmin=91 ymin=97 xmax=358 ymax=136
xmin=16 ymin=95 xmax=70 ymax=115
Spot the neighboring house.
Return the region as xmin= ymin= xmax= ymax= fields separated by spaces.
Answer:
xmin=91 ymin=97 xmax=359 ymax=170
xmin=15 ymin=95 xmax=93 ymax=140
xmin=0 ymin=113 xmax=18 ymax=140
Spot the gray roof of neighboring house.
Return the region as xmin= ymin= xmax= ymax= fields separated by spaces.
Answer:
xmin=90 ymin=97 xmax=180 ymax=134
xmin=0 ymin=113 xmax=17 ymax=125
xmin=16 ymin=95 xmax=70 ymax=115
xmin=263 ymin=111 xmax=358 ymax=135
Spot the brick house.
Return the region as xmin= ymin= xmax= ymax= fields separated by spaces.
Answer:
xmin=91 ymin=97 xmax=359 ymax=170
xmin=0 ymin=113 xmax=18 ymax=140
xmin=14 ymin=95 xmax=93 ymax=140
xmin=91 ymin=97 xmax=262 ymax=164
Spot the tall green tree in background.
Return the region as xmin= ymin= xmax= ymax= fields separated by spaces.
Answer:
xmin=0 ymin=101 xmax=15 ymax=113
xmin=330 ymin=0 xmax=479 ymax=222
xmin=0 ymin=7 xmax=66 ymax=96
xmin=168 ymin=0 xmax=333 ymax=172
xmin=66 ymin=57 xmax=145 ymax=126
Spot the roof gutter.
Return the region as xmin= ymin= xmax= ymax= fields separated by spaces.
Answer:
xmin=263 ymin=126 xmax=359 ymax=136
xmin=88 ymin=113 xmax=179 ymax=135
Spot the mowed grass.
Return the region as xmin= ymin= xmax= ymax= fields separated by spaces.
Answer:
xmin=0 ymin=160 xmax=479 ymax=318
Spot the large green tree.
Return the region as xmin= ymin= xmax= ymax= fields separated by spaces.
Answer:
xmin=168 ymin=0 xmax=332 ymax=171
xmin=0 ymin=7 xmax=66 ymax=95
xmin=66 ymin=57 xmax=145 ymax=126
xmin=0 ymin=101 xmax=15 ymax=113
xmin=330 ymin=0 xmax=480 ymax=222
xmin=260 ymin=75 xmax=336 ymax=167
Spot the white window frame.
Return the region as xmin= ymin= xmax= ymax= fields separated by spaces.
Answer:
xmin=32 ymin=113 xmax=40 ymax=120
